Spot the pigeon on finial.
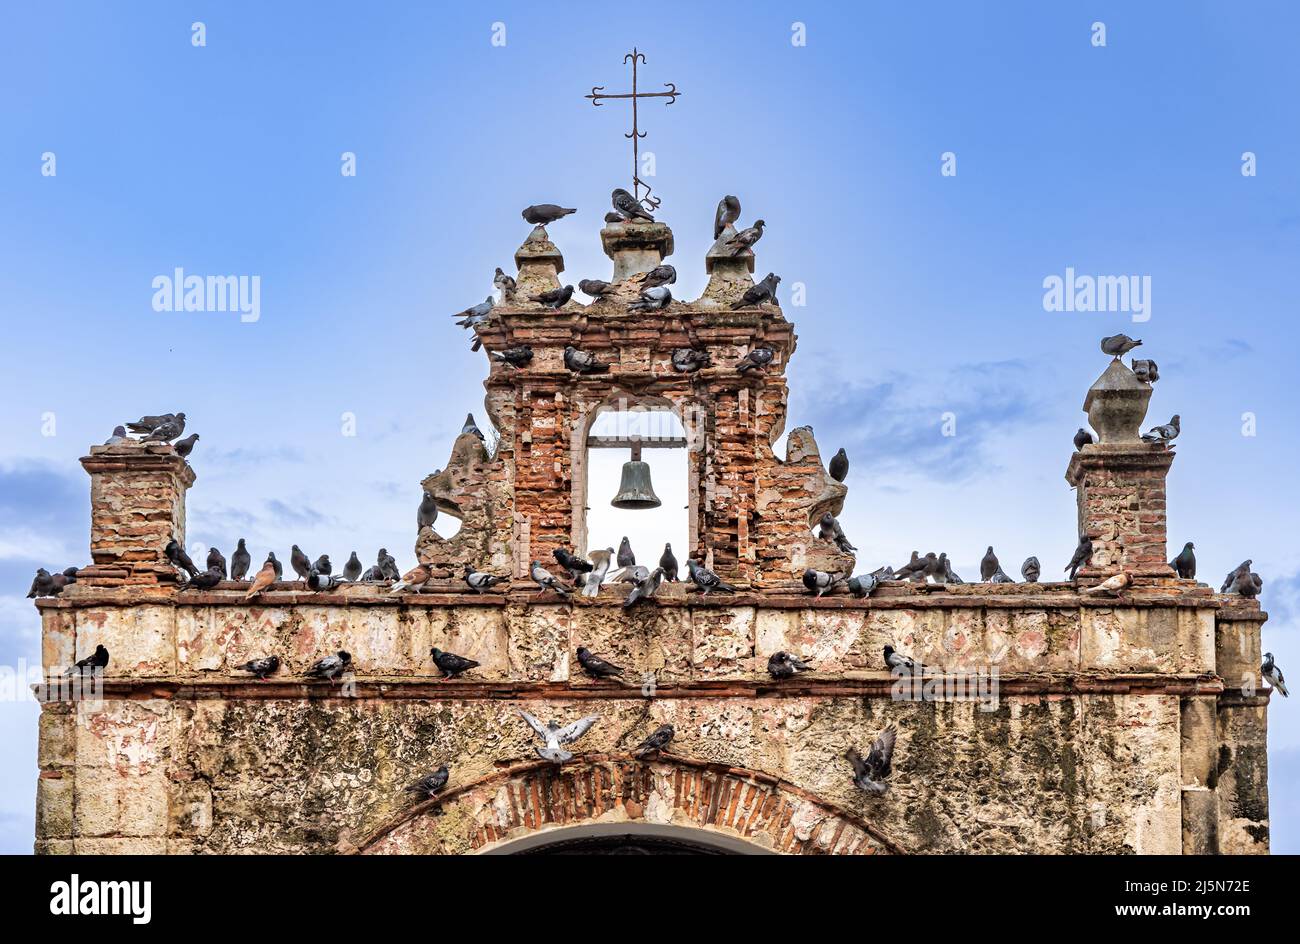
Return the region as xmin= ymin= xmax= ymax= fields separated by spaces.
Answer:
xmin=714 ymin=195 xmax=741 ymax=238
xmin=817 ymin=513 xmax=857 ymax=554
xmin=1101 ymin=334 xmax=1142 ymax=358
xmin=611 ymin=188 xmax=654 ymax=222
xmin=521 ymin=204 xmax=577 ymax=226
xmin=724 ymin=220 xmax=765 ymax=254
xmin=1141 ymin=415 xmax=1180 ymax=445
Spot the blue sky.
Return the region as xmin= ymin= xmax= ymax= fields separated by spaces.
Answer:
xmin=1 ymin=1 xmax=1296 ymax=854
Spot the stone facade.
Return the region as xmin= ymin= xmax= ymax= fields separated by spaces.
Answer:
xmin=32 ymin=215 xmax=1273 ymax=854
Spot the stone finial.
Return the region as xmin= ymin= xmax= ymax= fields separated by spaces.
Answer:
xmin=416 ymin=430 xmax=512 ymax=579
xmin=697 ymin=224 xmax=756 ymax=308
xmin=78 ymin=440 xmax=197 ymax=586
xmin=512 ymin=226 xmax=565 ymax=300
xmin=1083 ymin=358 xmax=1152 ymax=444
xmin=755 ymin=426 xmax=854 ymax=583
xmin=600 ymin=220 xmax=674 ymax=282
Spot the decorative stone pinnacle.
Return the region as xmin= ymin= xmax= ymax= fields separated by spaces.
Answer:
xmin=600 ymin=220 xmax=674 ymax=282
xmin=513 ymin=226 xmax=565 ymax=300
xmin=1083 ymin=358 xmax=1152 ymax=444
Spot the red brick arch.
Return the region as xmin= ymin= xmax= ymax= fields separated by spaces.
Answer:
xmin=353 ymin=753 xmax=904 ymax=855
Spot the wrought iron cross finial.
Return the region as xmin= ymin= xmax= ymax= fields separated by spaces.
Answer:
xmin=585 ymin=48 xmax=680 ymax=211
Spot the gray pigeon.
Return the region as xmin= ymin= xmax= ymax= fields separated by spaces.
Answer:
xmin=493 ymin=267 xmax=516 ymax=300
xmin=312 ymin=554 xmax=331 ymax=575
xmin=1101 ymin=334 xmax=1142 ymax=357
xmin=342 ymin=551 xmax=363 ymax=581
xmin=453 ymin=296 xmax=494 ymax=327
xmin=174 ymin=433 xmax=199 ymax=457
xmin=530 ymin=285 xmax=575 ymax=310
xmin=847 ymin=573 xmax=879 ymax=597
xmin=725 ymin=220 xmax=765 ymax=254
xmin=1073 ymin=428 xmax=1094 ymax=450
xmin=1141 ymin=415 xmax=1180 ymax=445
xmin=611 ymin=188 xmax=653 ymax=222
xmin=290 ymin=545 xmax=312 ymax=581
xmin=884 ymin=645 xmax=916 ymax=672
xmin=522 ymin=204 xmax=577 ymax=226
xmin=519 ymin=709 xmax=600 ymax=764
xmin=671 ymin=348 xmax=711 ymax=373
xmin=623 ymin=567 xmax=665 ymax=608
xmin=767 ymin=651 xmax=814 ymax=680
xmin=686 ymin=559 xmax=737 ymax=595
xmin=1221 ymin=560 xmax=1252 ymax=593
xmin=530 ymin=560 xmax=571 ymax=597
xmin=1132 ymin=358 xmax=1159 ymax=383
xmin=418 ymin=490 xmax=439 ymax=530
xmin=714 ymin=195 xmax=741 ymax=239
xmin=1231 ymin=570 xmax=1263 ymax=599
xmin=577 ymin=550 xmax=612 ymax=598
xmin=613 ymin=564 xmax=650 ymax=585
xmin=235 ymin=655 xmax=280 ymax=679
xmin=846 ymin=726 xmax=896 ymax=796
xmin=989 ymin=568 xmax=1015 ymax=583
xmin=730 ymin=272 xmax=780 ymax=310
xmin=617 ymin=537 xmax=636 ymax=568
xmin=206 ymin=547 xmax=227 ymax=578
xmin=818 ymin=513 xmax=856 ymax=554
xmin=305 ymin=650 xmax=351 ymax=681
xmin=658 ymin=543 xmax=679 ymax=581
xmin=144 ymin=418 xmax=185 ymax=442
xmin=490 ymin=345 xmax=534 ymax=367
xmin=463 ymin=562 xmax=506 ymax=593
xmin=736 ymin=347 xmax=774 ymax=373
xmin=405 ymin=765 xmax=450 ymax=798
xmin=1020 ymin=556 xmax=1041 ymax=583
xmin=104 ymin=425 xmax=128 ymax=445
xmin=802 ymin=568 xmax=841 ymax=597
xmin=640 ymin=264 xmax=677 ymax=288
xmin=378 ymin=548 xmax=400 ymax=580
xmin=578 ymin=279 xmax=616 ymax=298
xmin=980 ymin=546 xmax=1000 ymax=582
xmin=1065 ymin=536 xmax=1093 ymax=580
xmin=230 ymin=539 xmax=251 ymax=581
xmin=564 ymin=345 xmax=610 ymax=374
xmin=1170 ymin=542 xmax=1196 ymax=579
xmin=267 ymin=552 xmax=283 ymax=579
xmin=1262 ymin=653 xmax=1288 ymax=697
xmin=126 ymin=412 xmax=182 ymax=436
xmin=307 ymin=570 xmax=343 ymax=591
xmin=828 ymin=448 xmax=849 ymax=482
xmin=628 ymin=285 xmax=672 ymax=311
xmin=461 ymin=413 xmax=485 ymax=442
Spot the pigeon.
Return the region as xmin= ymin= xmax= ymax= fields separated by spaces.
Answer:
xmin=104 ymin=425 xmax=128 ymax=445
xmin=1141 ymin=415 xmax=1180 ymax=446
xmin=360 ymin=565 xmax=383 ymax=581
xmin=847 ymin=573 xmax=879 ymax=597
xmin=414 ymin=490 xmax=440 ymax=532
xmin=907 ymin=553 xmax=938 ymax=583
xmin=307 ymin=570 xmax=343 ymax=591
xmin=623 ymin=567 xmax=665 ymax=608
xmin=980 ymin=546 xmax=1001 ymax=582
xmin=493 ymin=267 xmax=516 ymax=300
xmin=714 ymin=195 xmax=741 ymax=239
xmin=173 ymin=433 xmax=200 ymax=458
xmin=522 ymin=204 xmax=577 ymax=226
xmin=1065 ymin=536 xmax=1093 ymax=580
xmin=564 ymin=345 xmax=610 ymax=374
xmin=725 ymin=220 xmax=766 ymax=254
xmin=312 ymin=554 xmax=332 ymax=576
xmin=767 ymin=651 xmax=813 ymax=680
xmin=628 ymin=285 xmax=672 ymax=311
xmin=267 ymin=552 xmax=283 ymax=579
xmin=378 ymin=548 xmax=400 ymax=581
xmin=65 ymin=644 xmax=109 ymax=677
xmin=1073 ymin=428 xmax=1094 ymax=450
xmin=1231 ymin=570 xmax=1263 ymax=599
xmin=530 ymin=560 xmax=571 ymax=597
xmin=225 ymin=540 xmax=250 ymax=581
xmin=1020 ymin=556 xmax=1041 ymax=583
xmin=817 ymin=513 xmax=856 ymax=554
xmin=553 ymin=548 xmax=594 ymax=579
xmin=244 ymin=559 xmax=279 ymax=600
xmin=846 ymin=726 xmax=897 ymax=796
xmin=1221 ymin=560 xmax=1252 ymax=593
xmin=687 ymin=559 xmax=737 ymax=595
xmin=577 ymin=549 xmax=613 ymax=598
xmin=828 ymin=448 xmax=849 ymax=483
xmin=730 ymin=272 xmax=781 ymax=309
xmin=391 ymin=563 xmax=432 ymax=594
xmin=577 ymin=646 xmax=625 ymax=680
xmin=639 ymin=264 xmax=677 ymax=288
xmin=603 ymin=211 xmax=623 ymax=224
xmin=925 ymin=553 xmax=952 ymax=582
xmin=1262 ymin=653 xmax=1288 ymax=697
xmin=186 ymin=567 xmax=223 ymax=590
xmin=578 ymin=278 xmax=616 ymax=298
xmin=453 ymin=296 xmax=495 ymax=328
xmin=519 ymin=709 xmax=600 ymax=764
xmin=490 ymin=344 xmax=534 ymax=368
xmin=290 ymin=545 xmax=312 ymax=582
xmin=611 ymin=188 xmax=653 ymax=222
xmin=461 ymin=413 xmax=486 ymax=442
xmin=658 ymin=543 xmax=679 ymax=581
xmin=803 ymin=568 xmax=841 ymax=597
xmin=405 ymin=766 xmax=450 ymax=798
xmin=125 ymin=412 xmax=183 ymax=436
xmin=870 ymin=565 xmax=898 ymax=581
xmin=305 ymin=651 xmax=352 ymax=681
xmin=613 ymin=564 xmax=650 ymax=585
xmin=736 ymin=346 xmax=774 ymax=373
xmin=884 ymin=645 xmax=916 ymax=673
xmin=204 ymin=547 xmax=227 ymax=578
xmin=1170 ymin=542 xmax=1196 ymax=579
xmin=341 ymin=551 xmax=363 ymax=581
xmin=671 ymin=348 xmax=712 ymax=373
xmin=1101 ymin=334 xmax=1142 ymax=357
xmin=234 ymin=656 xmax=280 ymax=680
xmin=1082 ymin=572 xmax=1133 ymax=596
xmin=1132 ymin=358 xmax=1159 ymax=383
xmin=165 ymin=539 xmax=199 ymax=577
xmin=463 ymin=562 xmax=506 ymax=593
xmin=530 ymin=285 xmax=574 ymax=310
xmin=634 ymin=723 xmax=675 ymax=758
xmin=431 ymin=647 xmax=479 ymax=680
xmin=894 ymin=552 xmax=924 ymax=579
xmin=617 ymin=537 xmax=636 ymax=569
xmin=26 ymin=569 xmax=58 ymax=598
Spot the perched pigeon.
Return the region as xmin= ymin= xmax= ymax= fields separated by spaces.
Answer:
xmin=244 ymin=559 xmax=278 ymax=601
xmin=165 ymin=539 xmax=199 ymax=577
xmin=1141 ymin=415 xmax=1180 ymax=446
xmin=1020 ymin=556 xmax=1041 ymax=583
xmin=305 ymin=651 xmax=352 ymax=681
xmin=530 ymin=560 xmax=571 ymax=597
xmin=378 ymin=548 xmax=400 ymax=581
xmin=564 ymin=345 xmax=610 ymax=374
xmin=1231 ymin=570 xmax=1263 ymax=599
xmin=104 ymin=425 xmax=128 ymax=445
xmin=174 ymin=433 xmax=200 ymax=458
xmin=26 ymin=569 xmax=58 ymax=598
xmin=431 ymin=647 xmax=479 ymax=680
xmin=1065 ymin=536 xmax=1093 ymax=580
xmin=453 ymin=296 xmax=495 ymax=328
xmin=490 ymin=344 xmax=534 ymax=368
xmin=628 ymin=285 xmax=672 ymax=311
xmin=391 ymin=563 xmax=432 ymax=594
xmin=767 ymin=651 xmax=813 ymax=679
xmin=659 ymin=543 xmax=679 ymax=581
xmin=418 ymin=490 xmax=439 ymax=530
xmin=687 ymin=559 xmax=737 ymax=595
xmin=554 ymin=548 xmax=593 ymax=579
xmin=230 ymin=539 xmax=251 ymax=581
xmin=617 ymin=537 xmax=636 ymax=568
xmin=847 ymin=573 xmax=879 ymax=598
xmin=577 ymin=646 xmax=625 ymax=680
xmin=186 ymin=567 xmax=223 ymax=590
xmin=290 ymin=545 xmax=312 ymax=581
xmin=1132 ymin=358 xmax=1159 ymax=383
xmin=611 ymin=188 xmax=653 ymax=223
xmin=577 ymin=549 xmax=613 ymax=598
xmin=846 ymin=726 xmax=896 ymax=796
xmin=65 ymin=644 xmax=110 ymax=677
xmin=623 ymin=567 xmax=665 ymax=608
xmin=870 ymin=565 xmax=898 ymax=581
xmin=342 ymin=551 xmax=363 ymax=582
xmin=639 ymin=264 xmax=677 ymax=288
xmin=724 ymin=220 xmax=765 ymax=254
xmin=730 ymin=272 xmax=780 ymax=309
xmin=817 ymin=513 xmax=857 ymax=554
xmin=828 ymin=448 xmax=849 ymax=483
xmin=530 ymin=285 xmax=575 ymax=310
xmin=307 ymin=570 xmax=343 ymax=591
xmin=1074 ymin=428 xmax=1094 ymax=450
xmin=578 ymin=278 xmax=616 ymax=298
xmin=803 ymin=568 xmax=842 ymax=597
xmin=205 ymin=547 xmax=227 ymax=578
xmin=493 ymin=267 xmax=516 ymax=301
xmin=312 ymin=554 xmax=332 ymax=576
xmin=405 ymin=765 xmax=450 ymax=798
xmin=894 ymin=552 xmax=924 ymax=579
xmin=884 ymin=645 xmax=916 ymax=673
xmin=924 ymin=553 xmax=951 ymax=583
xmin=980 ymin=546 xmax=1001 ymax=582
xmin=142 ymin=414 xmax=188 ymax=441
xmin=519 ymin=709 xmax=600 ymax=764
xmin=1221 ymin=560 xmax=1252 ymax=593
xmin=463 ymin=562 xmax=506 ymax=593
xmin=714 ymin=195 xmax=741 ymax=239
xmin=125 ymin=413 xmax=181 ymax=435
xmin=522 ymin=204 xmax=577 ymax=226
xmin=1170 ymin=542 xmax=1196 ymax=579
xmin=1262 ymin=653 xmax=1288 ymax=697
xmin=234 ymin=656 xmax=280 ymax=679
xmin=736 ymin=346 xmax=774 ymax=373
xmin=1082 ymin=571 xmax=1133 ymax=596
xmin=671 ymin=348 xmax=711 ymax=373
xmin=461 ymin=413 xmax=486 ymax=442
xmin=603 ymin=211 xmax=623 ymax=223
xmin=634 ymin=723 xmax=675 ymax=758
xmin=267 ymin=552 xmax=283 ymax=579
xmin=360 ymin=565 xmax=383 ymax=581
xmin=1101 ymin=334 xmax=1142 ymax=357
xmin=613 ymin=564 xmax=649 ymax=585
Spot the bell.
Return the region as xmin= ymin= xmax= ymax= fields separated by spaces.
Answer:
xmin=610 ymin=442 xmax=662 ymax=509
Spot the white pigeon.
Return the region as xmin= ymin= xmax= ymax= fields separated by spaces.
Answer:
xmin=578 ymin=549 xmax=613 ymax=598
xmin=1081 ymin=572 xmax=1132 ymax=596
xmin=519 ymin=709 xmax=600 ymax=764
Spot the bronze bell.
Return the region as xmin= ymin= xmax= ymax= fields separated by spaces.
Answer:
xmin=610 ymin=442 xmax=661 ymax=510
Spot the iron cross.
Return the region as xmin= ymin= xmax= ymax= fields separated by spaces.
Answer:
xmin=586 ymin=48 xmax=680 ymax=211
